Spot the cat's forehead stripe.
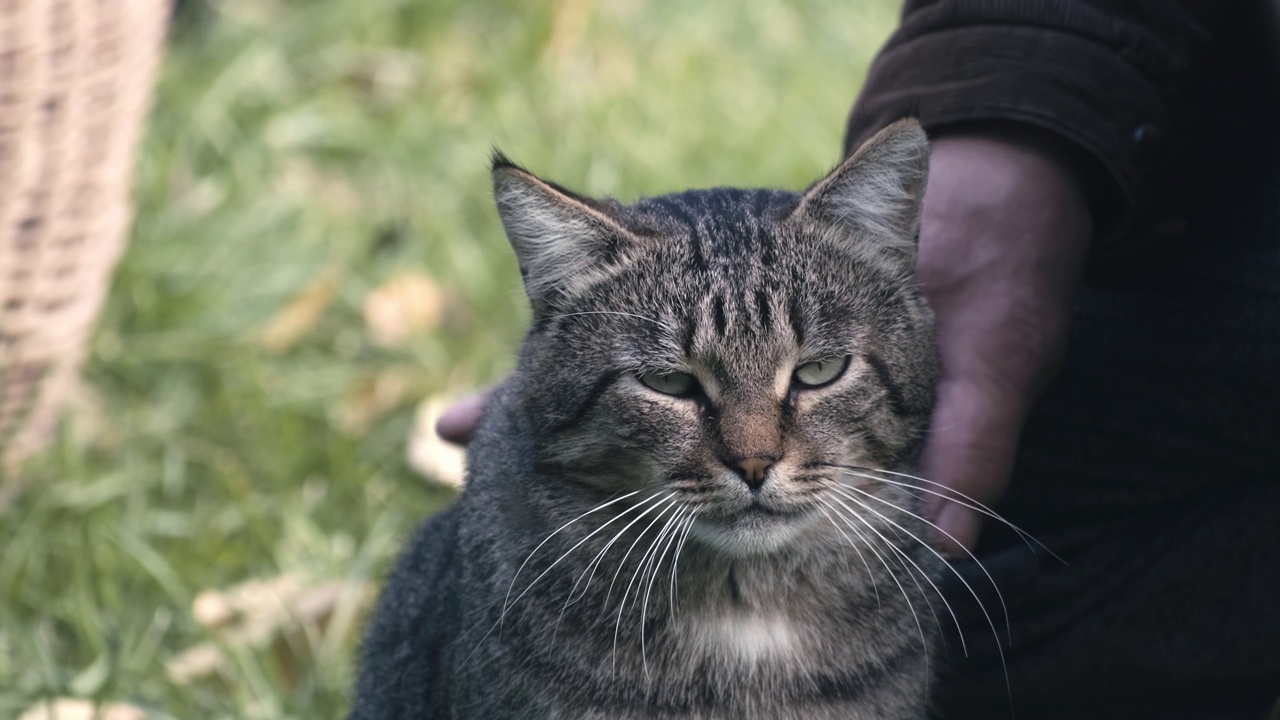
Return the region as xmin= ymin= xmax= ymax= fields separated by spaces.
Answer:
xmin=711 ymin=295 xmax=727 ymax=337
xmin=634 ymin=188 xmax=795 ymax=244
xmin=687 ymin=221 xmax=708 ymax=272
xmin=754 ymin=289 xmax=773 ymax=331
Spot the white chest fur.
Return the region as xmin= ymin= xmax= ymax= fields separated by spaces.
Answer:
xmin=695 ymin=611 xmax=798 ymax=664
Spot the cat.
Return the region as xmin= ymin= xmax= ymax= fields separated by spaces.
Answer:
xmin=350 ymin=119 xmax=946 ymax=719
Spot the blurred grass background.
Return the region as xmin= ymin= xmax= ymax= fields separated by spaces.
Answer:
xmin=0 ymin=0 xmax=898 ymax=717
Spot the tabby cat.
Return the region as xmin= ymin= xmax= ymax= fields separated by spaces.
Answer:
xmin=351 ymin=119 xmax=945 ymax=719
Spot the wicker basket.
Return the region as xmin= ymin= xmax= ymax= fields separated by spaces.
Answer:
xmin=0 ymin=0 xmax=168 ymax=470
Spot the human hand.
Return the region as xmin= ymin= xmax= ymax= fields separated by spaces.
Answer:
xmin=435 ymin=389 xmax=493 ymax=445
xmin=916 ymin=131 xmax=1092 ymax=554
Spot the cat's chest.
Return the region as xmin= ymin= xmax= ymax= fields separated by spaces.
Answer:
xmin=687 ymin=610 xmax=801 ymax=664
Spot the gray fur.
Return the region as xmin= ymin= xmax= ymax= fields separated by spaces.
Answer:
xmin=352 ymin=120 xmax=942 ymax=719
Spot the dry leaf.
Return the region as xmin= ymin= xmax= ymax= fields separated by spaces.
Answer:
xmin=18 ymin=699 xmax=148 ymax=720
xmin=191 ymin=587 xmax=236 ymax=630
xmin=277 ymin=158 xmax=361 ymax=214
xmin=336 ymin=368 xmax=420 ymax=435
xmin=259 ymin=265 xmax=342 ymax=354
xmin=164 ymin=643 xmax=227 ymax=686
xmin=406 ymin=396 xmax=466 ymax=489
xmin=168 ymin=574 xmax=373 ymax=686
xmin=345 ymin=50 xmax=422 ymax=105
xmin=363 ymin=272 xmax=445 ymax=348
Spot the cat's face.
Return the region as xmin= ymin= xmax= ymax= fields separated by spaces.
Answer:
xmin=495 ymin=120 xmax=936 ymax=557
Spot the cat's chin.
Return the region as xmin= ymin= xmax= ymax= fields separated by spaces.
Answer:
xmin=689 ymin=507 xmax=815 ymax=557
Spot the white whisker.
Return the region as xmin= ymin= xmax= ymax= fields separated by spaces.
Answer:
xmin=502 ymin=490 xmax=644 ymax=623
xmin=463 ymin=490 xmax=653 ymax=667
xmin=569 ymin=515 xmax=642 ymax=603
xmin=833 ymin=463 xmax=1062 ymax=562
xmin=827 ymin=486 xmax=1011 ymax=700
xmin=814 ymin=502 xmax=881 ymax=608
xmin=833 ymin=476 xmax=1012 ymax=640
xmin=604 ymin=496 xmax=680 ymax=607
xmin=816 ymin=496 xmax=932 ymax=661
xmin=821 ymin=495 xmax=940 ymax=699
xmin=547 ymin=310 xmax=670 ymax=329
xmin=565 ymin=495 xmax=666 ymax=611
xmin=609 ymin=497 xmax=681 ymax=672
xmin=826 ymin=489 xmax=967 ymax=644
xmin=640 ymin=504 xmax=690 ymax=677
xmin=503 ymin=493 xmax=667 ymax=621
xmin=667 ymin=511 xmax=697 ymax=619
xmin=631 ymin=506 xmax=683 ymax=614
xmin=549 ymin=494 xmax=669 ymax=639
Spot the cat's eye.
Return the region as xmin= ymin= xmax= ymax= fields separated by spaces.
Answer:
xmin=793 ymin=356 xmax=851 ymax=389
xmin=638 ymin=370 xmax=696 ymax=397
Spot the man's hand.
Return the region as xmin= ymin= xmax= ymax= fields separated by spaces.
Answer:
xmin=918 ymin=132 xmax=1092 ymax=554
xmin=436 ymin=390 xmax=493 ymax=445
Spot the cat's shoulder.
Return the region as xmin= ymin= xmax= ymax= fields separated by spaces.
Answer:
xmin=350 ymin=504 xmax=464 ymax=718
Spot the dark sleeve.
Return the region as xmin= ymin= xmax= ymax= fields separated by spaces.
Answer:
xmin=844 ymin=1 xmax=1245 ymax=237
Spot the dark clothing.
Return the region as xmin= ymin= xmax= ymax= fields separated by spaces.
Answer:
xmin=845 ymin=0 xmax=1279 ymax=262
xmin=937 ymin=187 xmax=1280 ymax=718
xmin=844 ymin=2 xmax=1280 ymax=717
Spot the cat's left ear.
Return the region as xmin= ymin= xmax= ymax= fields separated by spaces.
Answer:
xmin=791 ymin=119 xmax=929 ymax=272
xmin=491 ymin=152 xmax=640 ymax=310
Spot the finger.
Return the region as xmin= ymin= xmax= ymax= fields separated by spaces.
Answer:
xmin=435 ymin=390 xmax=494 ymax=445
xmin=921 ymin=377 xmax=1026 ymax=551
xmin=934 ymin=503 xmax=985 ymax=559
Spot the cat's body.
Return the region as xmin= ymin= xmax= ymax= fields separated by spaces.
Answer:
xmin=352 ymin=120 xmax=943 ymax=719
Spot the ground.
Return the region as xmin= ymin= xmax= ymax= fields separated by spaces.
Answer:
xmin=0 ymin=0 xmax=896 ymax=717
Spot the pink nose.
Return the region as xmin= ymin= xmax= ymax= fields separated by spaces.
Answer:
xmin=733 ymin=457 xmax=775 ymax=490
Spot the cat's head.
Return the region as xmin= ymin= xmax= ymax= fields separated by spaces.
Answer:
xmin=492 ymin=120 xmax=937 ymax=556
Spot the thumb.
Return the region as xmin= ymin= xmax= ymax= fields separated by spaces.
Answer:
xmin=920 ymin=377 xmax=1027 ymax=554
xmin=932 ymin=503 xmax=986 ymax=558
xmin=435 ymin=389 xmax=495 ymax=445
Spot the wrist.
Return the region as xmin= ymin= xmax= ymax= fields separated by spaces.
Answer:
xmin=916 ymin=127 xmax=1093 ymax=401
xmin=929 ymin=120 xmax=1113 ymax=232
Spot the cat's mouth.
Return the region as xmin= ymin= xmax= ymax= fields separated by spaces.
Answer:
xmin=740 ymin=501 xmax=797 ymax=518
xmin=691 ymin=501 xmax=814 ymax=555
xmin=699 ymin=498 xmax=806 ymax=521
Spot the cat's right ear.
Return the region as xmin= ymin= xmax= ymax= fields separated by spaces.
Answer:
xmin=491 ymin=152 xmax=637 ymax=310
xmin=791 ymin=119 xmax=929 ymax=276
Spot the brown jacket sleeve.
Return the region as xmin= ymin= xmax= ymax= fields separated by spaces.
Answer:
xmin=845 ymin=1 xmax=1273 ymax=247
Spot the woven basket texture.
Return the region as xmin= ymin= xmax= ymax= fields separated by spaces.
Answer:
xmin=0 ymin=0 xmax=167 ymax=469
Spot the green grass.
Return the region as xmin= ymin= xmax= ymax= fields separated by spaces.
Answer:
xmin=0 ymin=0 xmax=897 ymax=716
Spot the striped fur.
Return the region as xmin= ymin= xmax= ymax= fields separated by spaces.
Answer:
xmin=353 ymin=120 xmax=942 ymax=719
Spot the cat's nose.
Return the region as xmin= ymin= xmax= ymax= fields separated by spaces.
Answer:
xmin=729 ymin=456 xmax=775 ymax=491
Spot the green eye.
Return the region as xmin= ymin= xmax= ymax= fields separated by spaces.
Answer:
xmin=638 ymin=371 xmax=696 ymax=396
xmin=793 ymin=356 xmax=850 ymax=388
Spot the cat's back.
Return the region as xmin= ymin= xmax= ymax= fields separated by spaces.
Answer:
xmin=350 ymin=503 xmax=464 ymax=719
xmin=350 ymin=396 xmax=533 ymax=719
